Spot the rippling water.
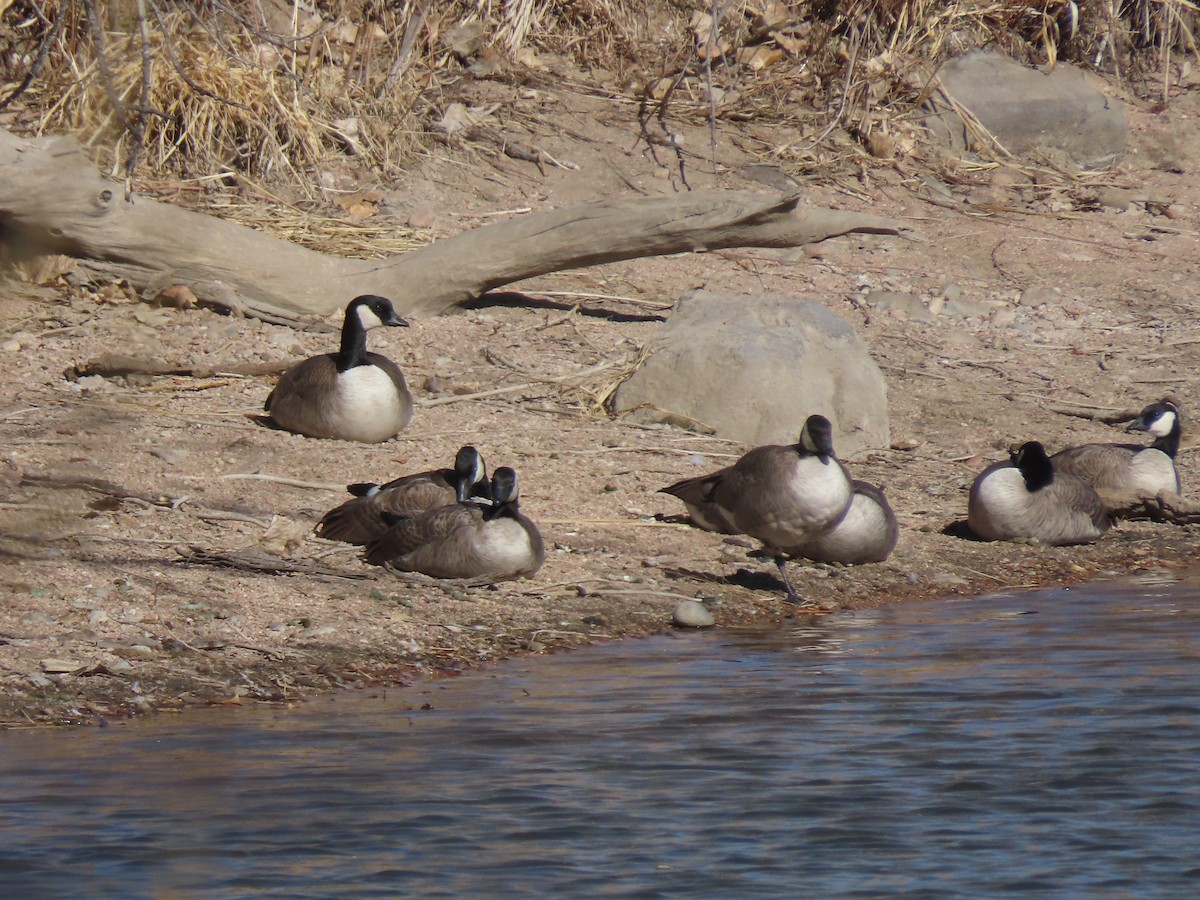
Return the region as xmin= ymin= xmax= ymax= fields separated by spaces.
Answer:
xmin=3 ymin=575 xmax=1200 ymax=897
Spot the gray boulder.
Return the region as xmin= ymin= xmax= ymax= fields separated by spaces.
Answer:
xmin=924 ymin=51 xmax=1126 ymax=169
xmin=612 ymin=290 xmax=888 ymax=457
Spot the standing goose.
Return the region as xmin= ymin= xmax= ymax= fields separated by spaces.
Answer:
xmin=1050 ymin=399 xmax=1182 ymax=497
xmin=316 ymin=446 xmax=490 ymax=545
xmin=968 ymin=441 xmax=1110 ymax=545
xmin=661 ymin=414 xmax=854 ymax=604
xmin=264 ymin=294 xmax=414 ymax=442
xmin=786 ymin=480 xmax=898 ymax=565
xmin=364 ymin=467 xmax=545 ymax=581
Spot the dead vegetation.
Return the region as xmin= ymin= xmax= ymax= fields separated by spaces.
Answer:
xmin=1 ymin=1 xmax=1195 ymax=201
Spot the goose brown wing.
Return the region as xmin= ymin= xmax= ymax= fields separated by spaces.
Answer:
xmin=316 ymin=498 xmax=389 ymax=544
xmin=1050 ymin=443 xmax=1137 ymax=488
xmin=660 ymin=468 xmax=738 ymax=533
xmin=263 ymin=354 xmax=340 ymax=430
xmin=318 ymin=470 xmax=457 ymax=544
xmin=364 ymin=503 xmax=485 ymax=566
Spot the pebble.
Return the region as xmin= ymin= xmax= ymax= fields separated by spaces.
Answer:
xmin=150 ymin=447 xmax=189 ymax=465
xmin=865 ymin=290 xmax=934 ymax=322
xmin=407 ymin=205 xmax=436 ymax=229
xmin=74 ymin=375 xmax=109 ymax=393
xmin=112 ymin=644 xmax=157 ymax=660
xmin=41 ymin=658 xmax=84 ymax=674
xmin=932 ymin=573 xmax=970 ymax=588
xmin=989 ymin=307 xmax=1017 ymax=328
xmin=672 ymin=599 xmax=715 ymax=628
xmin=1 ymin=339 xmax=20 ymax=353
xmin=1019 ymin=286 xmax=1058 ymax=307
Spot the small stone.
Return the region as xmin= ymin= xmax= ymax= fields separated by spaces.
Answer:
xmin=1018 ymin=286 xmax=1058 ymax=307
xmin=944 ymin=295 xmax=992 ymax=319
xmin=74 ymin=374 xmax=109 ymax=393
xmin=989 ymin=307 xmax=1017 ymax=328
xmin=407 ymin=205 xmax=436 ymax=229
xmin=112 ymin=644 xmax=156 ymax=660
xmin=150 ymin=447 xmax=189 ymax=465
xmin=672 ymin=599 xmax=715 ymax=628
xmin=1 ymin=339 xmax=20 ymax=352
xmin=41 ymin=658 xmax=84 ymax=674
xmin=932 ymin=573 xmax=970 ymax=588
xmin=940 ymin=282 xmax=964 ymax=302
xmin=865 ymin=290 xmax=934 ymax=321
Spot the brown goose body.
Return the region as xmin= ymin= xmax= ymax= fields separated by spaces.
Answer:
xmin=969 ymin=442 xmax=1110 ymax=546
xmin=265 ymin=295 xmax=414 ymax=442
xmin=364 ymin=468 xmax=544 ymax=581
xmin=1050 ymin=400 xmax=1182 ymax=498
xmin=661 ymin=415 xmax=854 ymax=603
xmin=787 ymin=480 xmax=898 ymax=565
xmin=316 ymin=446 xmax=489 ymax=545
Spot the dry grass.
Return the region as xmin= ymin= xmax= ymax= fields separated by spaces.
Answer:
xmin=0 ymin=0 xmax=1195 ymax=206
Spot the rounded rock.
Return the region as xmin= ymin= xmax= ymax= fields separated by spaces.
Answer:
xmin=672 ymin=599 xmax=715 ymax=628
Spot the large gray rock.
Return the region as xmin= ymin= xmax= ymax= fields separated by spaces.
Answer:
xmin=612 ymin=291 xmax=888 ymax=457
xmin=925 ymin=51 xmax=1126 ymax=169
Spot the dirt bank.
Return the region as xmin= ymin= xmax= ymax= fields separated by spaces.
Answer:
xmin=2 ymin=71 xmax=1198 ymax=727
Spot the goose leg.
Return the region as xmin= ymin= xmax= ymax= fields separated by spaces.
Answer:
xmin=773 ymin=555 xmax=818 ymax=607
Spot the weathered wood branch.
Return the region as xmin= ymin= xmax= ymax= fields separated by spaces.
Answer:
xmin=1105 ymin=492 xmax=1200 ymax=525
xmin=0 ymin=127 xmax=907 ymax=321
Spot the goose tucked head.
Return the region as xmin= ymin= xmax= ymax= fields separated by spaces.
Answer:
xmin=350 ymin=294 xmax=408 ymax=331
xmin=1127 ymin=400 xmax=1179 ymax=439
xmin=798 ymin=414 xmax=837 ymax=462
xmin=485 ymin=467 xmax=520 ymax=520
xmin=1012 ymin=441 xmax=1054 ymax=492
xmin=453 ymin=445 xmax=489 ymax=502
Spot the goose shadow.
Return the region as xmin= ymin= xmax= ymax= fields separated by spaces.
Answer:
xmin=943 ymin=519 xmax=987 ymax=541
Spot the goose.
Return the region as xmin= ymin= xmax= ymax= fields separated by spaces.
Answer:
xmin=968 ymin=441 xmax=1110 ymax=545
xmin=364 ymin=467 xmax=545 ymax=581
xmin=316 ymin=446 xmax=490 ymax=545
xmin=786 ymin=480 xmax=898 ymax=565
xmin=1050 ymin=399 xmax=1182 ymax=497
xmin=264 ymin=294 xmax=414 ymax=442
xmin=661 ymin=414 xmax=854 ymax=604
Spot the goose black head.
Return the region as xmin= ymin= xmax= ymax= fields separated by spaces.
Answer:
xmin=1127 ymin=400 xmax=1179 ymax=437
xmin=1011 ymin=441 xmax=1054 ymax=492
xmin=799 ymin=414 xmax=837 ymax=462
xmin=453 ymin=445 xmax=489 ymax=502
xmin=348 ymin=295 xmax=408 ymax=330
xmin=485 ymin=467 xmax=520 ymax=519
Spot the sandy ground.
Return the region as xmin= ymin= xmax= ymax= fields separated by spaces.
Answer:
xmin=2 ymin=68 xmax=1199 ymax=727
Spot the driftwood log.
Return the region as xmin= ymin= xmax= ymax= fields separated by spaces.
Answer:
xmin=0 ymin=127 xmax=905 ymax=322
xmin=1105 ymin=492 xmax=1200 ymax=526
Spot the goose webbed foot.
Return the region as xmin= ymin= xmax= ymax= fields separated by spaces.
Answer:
xmin=774 ymin=555 xmax=819 ymax=608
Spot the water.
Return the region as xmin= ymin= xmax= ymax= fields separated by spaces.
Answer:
xmin=3 ymin=575 xmax=1200 ymax=898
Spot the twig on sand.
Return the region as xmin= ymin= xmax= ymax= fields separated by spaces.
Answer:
xmin=220 ymin=473 xmax=343 ymax=490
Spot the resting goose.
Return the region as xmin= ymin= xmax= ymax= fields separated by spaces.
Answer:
xmin=316 ymin=446 xmax=490 ymax=545
xmin=968 ymin=441 xmax=1110 ymax=545
xmin=1050 ymin=399 xmax=1182 ymax=497
xmin=364 ymin=467 xmax=544 ymax=581
xmin=787 ymin=480 xmax=898 ymax=565
xmin=264 ymin=294 xmax=414 ymax=442
xmin=661 ymin=414 xmax=854 ymax=604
